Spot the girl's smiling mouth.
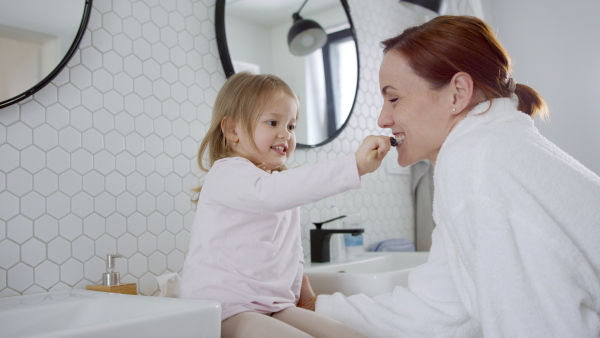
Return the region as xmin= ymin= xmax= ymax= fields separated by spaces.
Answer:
xmin=271 ymin=144 xmax=287 ymax=155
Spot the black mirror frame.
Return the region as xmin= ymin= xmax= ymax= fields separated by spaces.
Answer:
xmin=0 ymin=0 xmax=94 ymax=109
xmin=215 ymin=0 xmax=360 ymax=149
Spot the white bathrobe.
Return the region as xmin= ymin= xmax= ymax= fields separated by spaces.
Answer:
xmin=180 ymin=154 xmax=361 ymax=320
xmin=316 ymin=98 xmax=600 ymax=337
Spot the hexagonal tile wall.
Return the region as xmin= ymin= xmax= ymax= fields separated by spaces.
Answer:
xmin=0 ymin=0 xmax=419 ymax=296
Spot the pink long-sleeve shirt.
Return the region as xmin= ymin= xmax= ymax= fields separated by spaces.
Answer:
xmin=180 ymin=154 xmax=361 ymax=320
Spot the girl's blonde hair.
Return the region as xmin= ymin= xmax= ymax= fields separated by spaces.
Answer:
xmin=192 ymin=72 xmax=299 ymax=199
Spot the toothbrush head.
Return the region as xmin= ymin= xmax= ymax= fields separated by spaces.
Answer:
xmin=390 ymin=136 xmax=398 ymax=147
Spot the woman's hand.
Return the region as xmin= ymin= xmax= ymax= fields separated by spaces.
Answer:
xmin=297 ymin=275 xmax=317 ymax=311
xmin=355 ymin=135 xmax=392 ymax=176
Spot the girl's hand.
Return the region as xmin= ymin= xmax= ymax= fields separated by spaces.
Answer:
xmin=298 ymin=275 xmax=317 ymax=311
xmin=355 ymin=135 xmax=391 ymax=176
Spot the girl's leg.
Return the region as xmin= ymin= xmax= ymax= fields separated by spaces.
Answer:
xmin=272 ymin=306 xmax=367 ymax=338
xmin=221 ymin=311 xmax=313 ymax=338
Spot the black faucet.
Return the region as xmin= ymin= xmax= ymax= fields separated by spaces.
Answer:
xmin=310 ymin=215 xmax=364 ymax=263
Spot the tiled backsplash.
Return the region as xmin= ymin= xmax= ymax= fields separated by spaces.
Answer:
xmin=0 ymin=0 xmax=423 ymax=296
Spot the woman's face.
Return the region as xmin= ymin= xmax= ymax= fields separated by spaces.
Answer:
xmin=377 ymin=52 xmax=460 ymax=167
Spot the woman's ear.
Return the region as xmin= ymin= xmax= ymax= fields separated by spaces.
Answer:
xmin=221 ymin=117 xmax=239 ymax=144
xmin=450 ymin=72 xmax=474 ymax=115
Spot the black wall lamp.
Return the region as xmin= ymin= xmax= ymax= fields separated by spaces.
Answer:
xmin=400 ymin=0 xmax=445 ymax=14
xmin=287 ymin=0 xmax=328 ymax=56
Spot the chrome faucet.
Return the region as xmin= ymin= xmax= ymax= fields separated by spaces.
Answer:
xmin=310 ymin=215 xmax=364 ymax=263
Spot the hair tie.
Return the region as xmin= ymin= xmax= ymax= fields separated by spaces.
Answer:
xmin=506 ymin=77 xmax=517 ymax=94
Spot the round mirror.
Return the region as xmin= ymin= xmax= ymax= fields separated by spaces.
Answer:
xmin=0 ymin=0 xmax=93 ymax=109
xmin=216 ymin=0 xmax=359 ymax=148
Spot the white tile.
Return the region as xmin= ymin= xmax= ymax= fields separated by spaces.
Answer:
xmin=20 ymin=238 xmax=45 ymax=267
xmin=59 ymin=214 xmax=83 ymax=241
xmin=46 ymin=148 xmax=71 ymax=175
xmin=70 ymin=191 xmax=94 ymax=219
xmin=35 ymin=261 xmax=60 ymax=289
xmin=152 ymin=79 xmax=170 ymax=101
xmin=83 ymin=255 xmax=104 ymax=282
xmin=133 ymin=38 xmax=151 ymax=61
xmin=7 ymin=169 xmax=32 ymax=197
xmin=125 ymin=172 xmax=145 ymax=196
xmin=138 ymin=272 xmax=157 ymax=296
xmin=95 ymin=192 xmax=116 ymax=217
xmin=103 ymin=90 xmax=124 ymax=113
xmin=95 ymin=234 xmax=117 ymax=257
xmin=92 ymin=68 xmax=113 ymax=93
xmin=123 ymin=17 xmax=142 ymax=39
xmin=153 ymin=116 xmax=171 ymax=138
xmin=116 ymin=192 xmax=136 ymax=217
xmin=147 ymin=212 xmax=165 ymax=235
xmin=142 ymin=22 xmax=160 ymax=44
xmin=72 ymin=236 xmax=94 ymax=262
xmin=0 ymin=240 xmax=20 ymax=268
xmin=156 ymin=153 xmax=174 ymax=177
xmin=103 ymin=50 xmax=124 ymax=74
xmin=58 ymin=126 xmax=82 ymax=153
xmin=20 ymin=101 xmax=45 ymax=128
xmin=33 ymin=84 xmax=58 ymax=108
xmin=21 ymin=146 xmax=46 ymax=174
xmin=33 ymin=215 xmax=59 ymax=243
xmin=8 ymin=263 xmax=34 ymax=293
xmin=82 ymin=129 xmax=104 ymax=154
xmin=150 ymin=6 xmax=168 ymax=28
xmin=175 ymin=230 xmax=190 ymax=252
xmin=114 ymin=73 xmax=134 ymax=95
xmin=33 ymin=125 xmax=58 ymax=151
xmin=94 ymin=150 xmax=116 ymax=175
xmin=126 ymin=212 xmax=146 ymax=237
xmin=20 ymin=192 xmax=46 ymax=220
xmin=157 ymin=231 xmax=175 ymax=254
xmin=105 ymin=171 xmax=126 ymax=196
xmin=71 ymin=65 xmax=93 ymax=90
xmin=132 ymin=2 xmax=150 ymax=23
xmin=0 ymin=145 xmax=19 ymax=172
xmin=60 ymin=258 xmax=84 ymax=286
xmin=58 ymin=170 xmax=82 ymax=197
xmin=83 ymin=213 xmax=105 ymax=240
xmin=117 ymin=233 xmax=138 ymax=258
xmin=82 ymin=87 xmax=104 ymax=112
xmin=7 ymin=122 xmax=33 ymax=150
xmin=146 ymin=172 xmax=165 ymax=196
xmin=82 ymin=171 xmax=104 ymax=197
xmin=156 ymin=193 xmax=174 ymax=216
xmin=136 ymin=192 xmax=156 ymax=216
xmin=57 ymin=84 xmax=81 ymax=110
xmin=135 ymin=153 xmax=155 ymax=176
xmin=128 ymin=253 xmax=148 ymax=278
xmin=133 ymin=76 xmax=152 ymax=98
xmin=148 ymin=252 xmax=166 ymax=275
xmin=103 ymin=12 xmax=122 ymax=35
xmin=47 ymin=237 xmax=71 ymax=264
xmin=106 ymin=213 xmax=126 ymax=238
xmin=46 ymin=191 xmax=71 ymax=219
xmin=92 ymin=29 xmax=113 ymax=53
xmin=167 ymin=250 xmax=184 ymax=272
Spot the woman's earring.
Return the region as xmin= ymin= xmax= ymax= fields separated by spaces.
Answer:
xmin=452 ymin=108 xmax=456 ymax=112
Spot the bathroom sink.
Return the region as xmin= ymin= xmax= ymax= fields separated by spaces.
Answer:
xmin=304 ymin=251 xmax=429 ymax=297
xmin=0 ymin=289 xmax=221 ymax=338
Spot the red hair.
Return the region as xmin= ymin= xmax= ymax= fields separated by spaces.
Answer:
xmin=382 ymin=15 xmax=547 ymax=119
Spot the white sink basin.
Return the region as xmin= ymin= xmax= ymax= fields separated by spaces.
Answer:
xmin=0 ymin=289 xmax=221 ymax=338
xmin=304 ymin=251 xmax=429 ymax=297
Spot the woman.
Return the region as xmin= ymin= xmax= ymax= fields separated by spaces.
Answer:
xmin=299 ymin=15 xmax=600 ymax=337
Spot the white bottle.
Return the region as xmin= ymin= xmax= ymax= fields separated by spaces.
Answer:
xmin=327 ymin=205 xmax=346 ymax=262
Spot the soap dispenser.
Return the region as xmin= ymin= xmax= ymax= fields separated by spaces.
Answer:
xmin=86 ymin=253 xmax=137 ymax=295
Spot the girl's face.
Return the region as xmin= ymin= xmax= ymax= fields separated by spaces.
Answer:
xmin=377 ymin=52 xmax=459 ymax=167
xmin=236 ymin=94 xmax=298 ymax=172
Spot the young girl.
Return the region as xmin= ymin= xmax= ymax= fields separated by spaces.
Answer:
xmin=179 ymin=72 xmax=389 ymax=338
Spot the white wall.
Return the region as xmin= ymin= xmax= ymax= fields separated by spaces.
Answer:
xmin=0 ymin=0 xmax=419 ymax=297
xmin=482 ymin=0 xmax=600 ymax=175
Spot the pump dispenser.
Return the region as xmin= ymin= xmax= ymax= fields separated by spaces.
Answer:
xmin=86 ymin=253 xmax=137 ymax=295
